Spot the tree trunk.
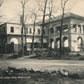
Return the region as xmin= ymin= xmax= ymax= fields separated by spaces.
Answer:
xmin=21 ymin=26 xmax=24 ymax=56
xmin=59 ymin=8 xmax=64 ymax=58
xmin=32 ymin=17 xmax=36 ymax=54
xmin=41 ymin=0 xmax=48 ymax=49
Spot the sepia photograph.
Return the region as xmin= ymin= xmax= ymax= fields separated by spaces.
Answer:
xmin=0 ymin=0 xmax=84 ymax=84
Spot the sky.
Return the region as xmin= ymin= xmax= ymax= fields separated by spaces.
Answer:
xmin=0 ymin=0 xmax=84 ymax=24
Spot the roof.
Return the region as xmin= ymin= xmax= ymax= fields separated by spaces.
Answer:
xmin=0 ymin=13 xmax=84 ymax=26
xmin=37 ymin=13 xmax=84 ymax=25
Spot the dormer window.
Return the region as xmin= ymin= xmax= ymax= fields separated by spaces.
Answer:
xmin=11 ymin=27 xmax=14 ymax=33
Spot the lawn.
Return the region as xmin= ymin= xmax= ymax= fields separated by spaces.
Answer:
xmin=0 ymin=56 xmax=84 ymax=84
xmin=0 ymin=66 xmax=84 ymax=84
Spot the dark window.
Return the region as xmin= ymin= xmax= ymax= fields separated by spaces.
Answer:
xmin=83 ymin=25 xmax=84 ymax=33
xmin=73 ymin=24 xmax=77 ymax=28
xmin=29 ymin=28 xmax=32 ymax=34
xmin=34 ymin=43 xmax=39 ymax=48
xmin=11 ymin=27 xmax=14 ymax=33
xmin=3 ymin=27 xmax=5 ymax=33
xmin=50 ymin=27 xmax=54 ymax=33
xmin=56 ymin=26 xmax=60 ymax=33
xmin=78 ymin=25 xmax=81 ymax=33
xmin=43 ymin=29 xmax=45 ymax=35
xmin=63 ymin=25 xmax=68 ymax=32
xmin=73 ymin=24 xmax=77 ymax=32
xmin=38 ymin=29 xmax=40 ymax=35
xmin=43 ymin=43 xmax=48 ymax=48
xmin=27 ymin=43 xmax=32 ymax=48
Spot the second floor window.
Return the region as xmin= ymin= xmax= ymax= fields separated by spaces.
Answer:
xmin=38 ymin=29 xmax=40 ymax=35
xmin=50 ymin=27 xmax=54 ymax=33
xmin=56 ymin=26 xmax=60 ymax=33
xmin=78 ymin=25 xmax=81 ymax=33
xmin=26 ymin=28 xmax=28 ymax=34
xmin=43 ymin=29 xmax=45 ymax=35
xmin=83 ymin=25 xmax=84 ymax=33
xmin=73 ymin=24 xmax=77 ymax=32
xmin=11 ymin=27 xmax=14 ymax=33
xmin=73 ymin=24 xmax=76 ymax=28
xmin=63 ymin=25 xmax=68 ymax=32
xmin=29 ymin=28 xmax=32 ymax=34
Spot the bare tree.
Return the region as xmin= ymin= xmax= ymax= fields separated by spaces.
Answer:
xmin=20 ymin=0 xmax=29 ymax=56
xmin=30 ymin=8 xmax=39 ymax=54
xmin=59 ymin=0 xmax=69 ymax=58
xmin=40 ymin=0 xmax=48 ymax=49
xmin=47 ymin=0 xmax=53 ymax=48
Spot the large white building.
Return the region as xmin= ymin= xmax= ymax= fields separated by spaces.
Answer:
xmin=0 ymin=13 xmax=84 ymax=53
xmin=45 ymin=13 xmax=84 ymax=52
xmin=0 ymin=23 xmax=48 ymax=53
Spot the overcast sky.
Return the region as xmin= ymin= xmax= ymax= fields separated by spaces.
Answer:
xmin=0 ymin=0 xmax=84 ymax=24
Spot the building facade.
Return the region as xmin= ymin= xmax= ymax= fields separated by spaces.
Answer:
xmin=0 ymin=23 xmax=48 ymax=53
xmin=46 ymin=13 xmax=84 ymax=51
xmin=0 ymin=13 xmax=84 ymax=53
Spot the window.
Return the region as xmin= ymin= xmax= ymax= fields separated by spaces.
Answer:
xmin=50 ymin=27 xmax=54 ymax=33
xmin=56 ymin=26 xmax=60 ymax=33
xmin=3 ymin=27 xmax=5 ymax=33
xmin=29 ymin=28 xmax=32 ymax=34
xmin=34 ymin=43 xmax=39 ymax=48
xmin=83 ymin=25 xmax=84 ymax=33
xmin=26 ymin=28 xmax=28 ymax=34
xmin=73 ymin=24 xmax=76 ymax=28
xmin=63 ymin=25 xmax=68 ymax=32
xmin=11 ymin=27 xmax=14 ymax=33
xmin=38 ymin=29 xmax=40 ymax=35
xmin=43 ymin=43 xmax=48 ymax=48
xmin=43 ymin=29 xmax=45 ymax=35
xmin=78 ymin=25 xmax=81 ymax=33
xmin=73 ymin=24 xmax=77 ymax=32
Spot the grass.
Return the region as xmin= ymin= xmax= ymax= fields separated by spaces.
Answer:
xmin=0 ymin=67 xmax=84 ymax=84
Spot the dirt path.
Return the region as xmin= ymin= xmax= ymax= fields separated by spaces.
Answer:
xmin=0 ymin=59 xmax=84 ymax=73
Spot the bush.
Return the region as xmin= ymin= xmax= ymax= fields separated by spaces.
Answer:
xmin=35 ymin=49 xmax=48 ymax=57
xmin=69 ymin=73 xmax=80 ymax=79
xmin=79 ymin=57 xmax=84 ymax=60
xmin=62 ymin=47 xmax=71 ymax=54
xmin=76 ymin=53 xmax=81 ymax=57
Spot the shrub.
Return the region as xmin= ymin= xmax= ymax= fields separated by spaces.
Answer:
xmin=76 ymin=53 xmax=81 ymax=57
xmin=69 ymin=73 xmax=80 ymax=79
xmin=35 ymin=49 xmax=48 ymax=57
xmin=62 ymin=47 xmax=71 ymax=54
xmin=79 ymin=57 xmax=84 ymax=60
